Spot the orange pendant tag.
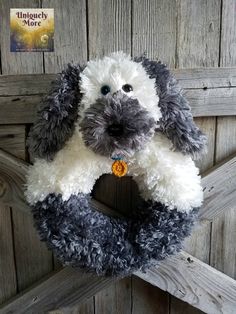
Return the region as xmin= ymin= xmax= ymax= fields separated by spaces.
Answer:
xmin=112 ymin=160 xmax=128 ymax=177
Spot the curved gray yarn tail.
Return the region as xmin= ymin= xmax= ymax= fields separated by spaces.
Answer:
xmin=32 ymin=193 xmax=198 ymax=276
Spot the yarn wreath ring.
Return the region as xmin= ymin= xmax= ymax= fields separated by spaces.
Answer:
xmin=26 ymin=52 xmax=206 ymax=276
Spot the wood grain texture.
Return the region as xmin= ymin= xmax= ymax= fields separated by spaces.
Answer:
xmin=211 ymin=117 xmax=236 ymax=279
xmin=88 ymin=0 xmax=131 ymax=58
xmin=132 ymin=277 xmax=169 ymax=314
xmin=0 ymin=147 xmax=53 ymax=292
xmin=174 ymin=1 xmax=221 ymax=312
xmin=136 ymin=251 xmax=236 ymax=314
xmin=0 ymin=267 xmax=115 ymax=314
xmin=0 ymin=205 xmax=17 ymax=304
xmin=0 ymin=0 xmax=53 ymax=294
xmin=132 ymin=0 xmax=176 ymax=67
xmin=3 ymin=248 xmax=236 ymax=314
xmin=176 ymin=0 xmax=220 ymax=69
xmin=0 ymin=96 xmax=40 ymax=124
xmin=0 ymin=126 xmax=23 ymax=304
xmin=0 ymin=74 xmax=54 ymax=95
xmin=174 ymin=67 xmax=236 ymax=89
xmin=210 ymin=0 xmax=236 ymax=282
xmin=0 ymin=149 xmax=30 ymax=214
xmin=1 ymin=68 xmax=236 ymax=124
xmin=1 ymin=67 xmax=236 ymax=95
xmin=200 ymin=153 xmax=236 ymax=221
xmin=42 ymin=0 xmax=87 ymax=73
xmin=184 ymin=87 xmax=236 ymax=117
xmin=0 ymin=0 xmax=43 ymax=74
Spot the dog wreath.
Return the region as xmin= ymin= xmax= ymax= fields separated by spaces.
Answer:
xmin=26 ymin=52 xmax=206 ymax=276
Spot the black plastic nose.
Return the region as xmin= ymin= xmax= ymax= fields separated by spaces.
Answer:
xmin=107 ymin=123 xmax=124 ymax=137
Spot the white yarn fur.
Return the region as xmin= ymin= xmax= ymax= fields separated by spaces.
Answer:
xmin=25 ymin=52 xmax=203 ymax=213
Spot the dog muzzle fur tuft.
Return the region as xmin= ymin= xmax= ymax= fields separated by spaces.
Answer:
xmin=79 ymin=91 xmax=156 ymax=158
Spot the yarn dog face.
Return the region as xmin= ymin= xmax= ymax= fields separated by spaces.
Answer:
xmin=79 ymin=53 xmax=160 ymax=158
xmin=26 ymin=52 xmax=207 ymax=276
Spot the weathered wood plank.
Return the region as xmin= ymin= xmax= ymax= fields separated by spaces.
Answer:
xmin=0 ymin=96 xmax=40 ymax=124
xmin=174 ymin=0 xmax=221 ymax=312
xmin=200 ymin=153 xmax=236 ymax=221
xmin=0 ymin=126 xmax=23 ymax=304
xmin=2 ymin=248 xmax=236 ymax=314
xmin=42 ymin=0 xmax=87 ymax=73
xmin=185 ymin=87 xmax=236 ymax=117
xmin=176 ymin=0 xmax=220 ymax=69
xmin=131 ymin=277 xmax=169 ymax=314
xmin=211 ymin=117 xmax=236 ymax=279
xmin=1 ymin=67 xmax=236 ymax=95
xmin=0 ymin=205 xmax=17 ymax=304
xmin=136 ymin=251 xmax=236 ymax=314
xmin=0 ymin=75 xmax=54 ymax=96
xmin=1 ymin=69 xmax=236 ymax=124
xmin=88 ymin=0 xmax=131 ymax=58
xmin=174 ymin=67 xmax=236 ymax=89
xmin=210 ymin=0 xmax=236 ymax=281
xmin=0 ymin=0 xmax=53 ymax=293
xmin=132 ymin=0 xmax=176 ymax=67
xmin=2 ymin=87 xmax=236 ymax=125
xmin=0 ymin=267 xmax=116 ymax=314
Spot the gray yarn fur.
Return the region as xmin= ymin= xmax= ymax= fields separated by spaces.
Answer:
xmin=80 ymin=91 xmax=156 ymax=158
xmin=134 ymin=56 xmax=207 ymax=159
xmin=32 ymin=193 xmax=198 ymax=276
xmin=27 ymin=63 xmax=84 ymax=161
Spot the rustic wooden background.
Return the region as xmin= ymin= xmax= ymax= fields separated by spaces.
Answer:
xmin=0 ymin=0 xmax=236 ymax=313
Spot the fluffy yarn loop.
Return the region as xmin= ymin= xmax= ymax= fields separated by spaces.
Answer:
xmin=32 ymin=193 xmax=198 ymax=276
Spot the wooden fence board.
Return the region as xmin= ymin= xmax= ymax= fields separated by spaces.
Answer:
xmin=136 ymin=251 xmax=236 ymax=314
xmin=0 ymin=268 xmax=115 ymax=314
xmin=88 ymin=0 xmax=131 ymax=59
xmin=0 ymin=75 xmax=54 ymax=96
xmin=210 ymin=0 xmax=236 ymax=281
xmin=174 ymin=67 xmax=236 ymax=89
xmin=1 ymin=67 xmax=236 ymax=95
xmin=2 ymin=248 xmax=236 ymax=314
xmin=132 ymin=0 xmax=176 ymax=67
xmin=1 ymin=68 xmax=236 ymax=124
xmin=173 ymin=0 xmax=221 ymax=312
xmin=200 ymin=153 xmax=236 ymax=221
xmin=42 ymin=0 xmax=87 ymax=73
xmin=0 ymin=126 xmax=23 ymax=304
xmin=0 ymin=0 xmax=53 ymax=293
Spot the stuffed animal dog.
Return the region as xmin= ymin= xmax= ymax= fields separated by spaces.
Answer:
xmin=26 ymin=52 xmax=206 ymax=276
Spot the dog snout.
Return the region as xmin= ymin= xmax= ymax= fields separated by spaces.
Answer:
xmin=107 ymin=123 xmax=124 ymax=137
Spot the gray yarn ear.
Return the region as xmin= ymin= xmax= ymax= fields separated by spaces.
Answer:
xmin=28 ymin=63 xmax=84 ymax=161
xmin=134 ymin=56 xmax=207 ymax=159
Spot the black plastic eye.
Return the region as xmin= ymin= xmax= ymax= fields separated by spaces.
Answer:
xmin=122 ymin=84 xmax=133 ymax=92
xmin=101 ymin=85 xmax=111 ymax=95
